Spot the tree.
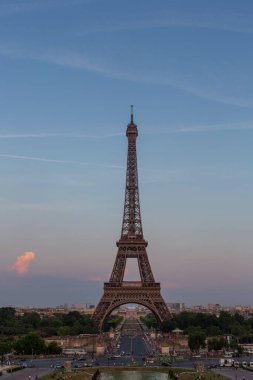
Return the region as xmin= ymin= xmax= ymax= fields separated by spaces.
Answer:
xmin=0 ymin=307 xmax=16 ymax=323
xmin=188 ymin=331 xmax=206 ymax=353
xmin=231 ymin=322 xmax=247 ymax=337
xmin=23 ymin=312 xmax=41 ymax=329
xmin=14 ymin=333 xmax=46 ymax=355
xmin=62 ymin=311 xmax=82 ymax=326
xmin=140 ymin=314 xmax=157 ymax=329
xmin=0 ymin=340 xmax=13 ymax=363
xmin=229 ymin=337 xmax=243 ymax=354
xmin=208 ymin=337 xmax=228 ymax=352
xmin=161 ymin=319 xmax=177 ymax=333
xmin=176 ymin=312 xmax=195 ymax=330
xmin=57 ymin=326 xmax=71 ymax=336
xmin=218 ymin=312 xmax=234 ymax=333
xmin=234 ymin=313 xmax=244 ymax=325
xmin=104 ymin=315 xmax=123 ymax=331
xmin=46 ymin=341 xmax=62 ymax=355
xmin=206 ymin=325 xmax=221 ymax=336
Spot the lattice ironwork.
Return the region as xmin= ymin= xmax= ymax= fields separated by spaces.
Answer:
xmin=93 ymin=107 xmax=170 ymax=330
xmin=121 ymin=110 xmax=143 ymax=239
xmin=92 ymin=283 xmax=170 ymax=329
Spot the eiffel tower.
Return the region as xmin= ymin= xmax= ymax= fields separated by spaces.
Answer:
xmin=92 ymin=107 xmax=170 ymax=330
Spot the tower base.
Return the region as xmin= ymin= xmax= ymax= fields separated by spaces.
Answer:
xmin=93 ymin=281 xmax=170 ymax=330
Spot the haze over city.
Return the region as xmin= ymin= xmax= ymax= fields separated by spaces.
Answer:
xmin=1 ymin=0 xmax=253 ymax=307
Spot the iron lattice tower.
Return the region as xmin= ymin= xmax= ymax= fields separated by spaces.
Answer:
xmin=93 ymin=107 xmax=170 ymax=330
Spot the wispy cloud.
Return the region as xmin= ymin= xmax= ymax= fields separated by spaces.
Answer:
xmin=1 ymin=201 xmax=52 ymax=211
xmin=1 ymin=2 xmax=251 ymax=35
xmin=0 ymin=45 xmax=252 ymax=109
xmin=0 ymin=0 xmax=42 ymax=16
xmin=78 ymin=10 xmax=253 ymax=35
xmin=0 ymin=154 xmax=177 ymax=179
xmin=143 ymin=122 xmax=253 ymax=135
xmin=0 ymin=45 xmax=123 ymax=81
xmin=0 ymin=0 xmax=87 ymax=17
xmin=0 ymin=132 xmax=123 ymax=139
xmin=37 ymin=49 xmax=253 ymax=108
xmin=0 ymin=153 xmax=124 ymax=169
xmin=1 ymin=122 xmax=252 ymax=140
xmin=0 ymin=198 xmax=97 ymax=212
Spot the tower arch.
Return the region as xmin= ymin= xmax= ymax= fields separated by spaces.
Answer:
xmin=101 ymin=300 xmax=161 ymax=330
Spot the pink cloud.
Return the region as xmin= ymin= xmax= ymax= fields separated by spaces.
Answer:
xmin=11 ymin=251 xmax=35 ymax=275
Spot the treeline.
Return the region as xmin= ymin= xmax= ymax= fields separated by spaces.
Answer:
xmin=0 ymin=333 xmax=62 ymax=357
xmin=103 ymin=315 xmax=123 ymax=332
xmin=0 ymin=307 xmax=99 ymax=357
xmin=0 ymin=307 xmax=123 ymax=338
xmin=141 ymin=311 xmax=253 ymax=351
xmin=0 ymin=307 xmax=98 ymax=337
xmin=0 ymin=307 xmax=123 ymax=357
xmin=142 ymin=311 xmax=253 ymax=338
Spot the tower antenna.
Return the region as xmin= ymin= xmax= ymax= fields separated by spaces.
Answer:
xmin=131 ymin=105 xmax=134 ymax=123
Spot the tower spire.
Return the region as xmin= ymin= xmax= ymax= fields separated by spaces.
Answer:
xmin=131 ymin=104 xmax=134 ymax=124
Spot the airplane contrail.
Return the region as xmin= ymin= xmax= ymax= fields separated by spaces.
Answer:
xmin=0 ymin=153 xmax=176 ymax=175
xmin=0 ymin=132 xmax=124 ymax=139
xmin=0 ymin=122 xmax=253 ymax=139
xmin=0 ymin=154 xmax=124 ymax=169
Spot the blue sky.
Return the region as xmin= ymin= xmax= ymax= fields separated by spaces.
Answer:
xmin=0 ymin=0 xmax=253 ymax=307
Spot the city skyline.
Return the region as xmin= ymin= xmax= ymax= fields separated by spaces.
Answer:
xmin=1 ymin=0 xmax=253 ymax=306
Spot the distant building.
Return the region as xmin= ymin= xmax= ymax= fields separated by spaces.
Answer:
xmin=15 ymin=304 xmax=96 ymax=317
xmin=167 ymin=303 xmax=185 ymax=313
xmin=12 ymin=302 xmax=253 ymax=319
